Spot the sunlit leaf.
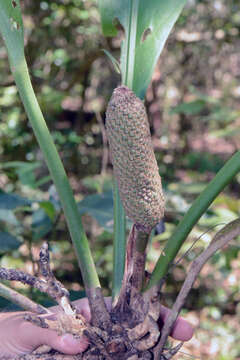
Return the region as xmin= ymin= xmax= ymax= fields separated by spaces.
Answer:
xmin=102 ymin=49 xmax=121 ymax=74
xmin=99 ymin=0 xmax=186 ymax=97
xmin=170 ymin=99 xmax=206 ymax=115
xmin=39 ymin=201 xmax=56 ymax=221
xmin=209 ymin=127 xmax=240 ymax=139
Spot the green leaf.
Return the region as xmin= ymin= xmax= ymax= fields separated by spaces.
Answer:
xmin=209 ymin=127 xmax=240 ymax=139
xmin=39 ymin=201 xmax=56 ymax=222
xmin=3 ymin=161 xmax=43 ymax=188
xmin=170 ymin=99 xmax=206 ymax=115
xmin=0 ymin=191 xmax=31 ymax=210
xmin=35 ymin=175 xmax=52 ymax=188
xmin=0 ymin=231 xmax=21 ymax=253
xmin=0 ymin=0 xmax=24 ymax=69
xmin=0 ymin=296 xmax=22 ymax=311
xmin=205 ymin=107 xmax=239 ymax=125
xmin=102 ymin=49 xmax=121 ymax=74
xmin=99 ymin=0 xmax=187 ymax=97
xmin=0 ymin=209 xmax=19 ymax=226
xmin=69 ymin=290 xmax=86 ymax=302
xmin=82 ymin=174 xmax=113 ymax=193
xmin=78 ymin=191 xmax=114 ymax=232
xmin=32 ymin=209 xmax=53 ymax=241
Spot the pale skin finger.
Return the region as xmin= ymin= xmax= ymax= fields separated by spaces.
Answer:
xmin=159 ymin=305 xmax=194 ymax=341
xmin=0 ymin=297 xmax=193 ymax=357
xmin=0 ymin=310 xmax=89 ymax=356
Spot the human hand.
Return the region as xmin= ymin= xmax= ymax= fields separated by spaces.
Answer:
xmin=0 ymin=297 xmax=194 ymax=357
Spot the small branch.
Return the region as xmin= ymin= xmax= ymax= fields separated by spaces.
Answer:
xmin=0 ymin=282 xmax=49 ymax=314
xmin=38 ymin=242 xmax=76 ymax=316
xmin=162 ymin=342 xmax=184 ymax=360
xmin=154 ymin=218 xmax=240 ymax=358
xmin=0 ymin=267 xmax=52 ymax=296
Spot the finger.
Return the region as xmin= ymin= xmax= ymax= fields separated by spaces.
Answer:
xmin=159 ymin=305 xmax=194 ymax=341
xmin=42 ymin=332 xmax=89 ymax=355
xmin=170 ymin=316 xmax=194 ymax=341
xmin=49 ymin=298 xmax=92 ymax=322
xmin=71 ymin=296 xmax=112 ymax=322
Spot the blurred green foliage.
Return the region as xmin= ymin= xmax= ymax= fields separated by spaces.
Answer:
xmin=0 ymin=1 xmax=240 ymax=358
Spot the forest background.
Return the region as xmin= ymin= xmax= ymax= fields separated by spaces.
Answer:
xmin=0 ymin=0 xmax=239 ymax=359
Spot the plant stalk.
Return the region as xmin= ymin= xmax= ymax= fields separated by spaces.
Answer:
xmin=0 ymin=282 xmax=50 ymax=314
xmin=112 ymin=180 xmax=126 ymax=301
xmin=12 ymin=58 xmax=100 ymax=290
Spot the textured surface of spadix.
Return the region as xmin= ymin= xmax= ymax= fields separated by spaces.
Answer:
xmin=106 ymin=86 xmax=164 ymax=231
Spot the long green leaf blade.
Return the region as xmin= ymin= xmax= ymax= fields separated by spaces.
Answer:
xmin=146 ymin=150 xmax=240 ymax=290
xmin=0 ymin=0 xmax=100 ymax=289
xmin=99 ymin=0 xmax=187 ymax=97
xmin=0 ymin=0 xmax=24 ymax=68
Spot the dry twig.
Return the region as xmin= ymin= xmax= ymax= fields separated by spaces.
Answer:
xmin=0 ymin=242 xmax=74 ymax=315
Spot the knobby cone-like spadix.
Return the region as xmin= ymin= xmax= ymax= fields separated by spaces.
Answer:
xmin=106 ymin=86 xmax=164 ymax=231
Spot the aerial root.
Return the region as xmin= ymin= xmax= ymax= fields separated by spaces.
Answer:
xmin=128 ymin=314 xmax=160 ymax=351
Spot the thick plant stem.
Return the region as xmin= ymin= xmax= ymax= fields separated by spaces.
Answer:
xmin=146 ymin=150 xmax=240 ymax=290
xmin=113 ymin=225 xmax=149 ymax=309
xmin=86 ymin=287 xmax=111 ymax=329
xmin=130 ymin=225 xmax=149 ymax=295
xmin=12 ymin=59 xmax=100 ymax=290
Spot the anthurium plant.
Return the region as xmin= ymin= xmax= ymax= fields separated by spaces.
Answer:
xmin=0 ymin=1 xmax=239 ymax=359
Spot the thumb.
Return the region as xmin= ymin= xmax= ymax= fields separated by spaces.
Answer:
xmin=0 ymin=313 xmax=89 ymax=357
xmin=19 ymin=318 xmax=89 ymax=355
